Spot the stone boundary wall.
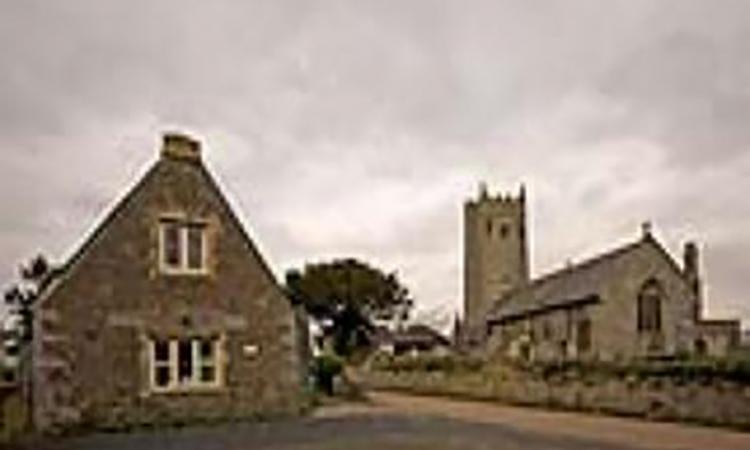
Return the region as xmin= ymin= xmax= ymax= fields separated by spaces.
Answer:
xmin=0 ymin=385 xmax=28 ymax=444
xmin=360 ymin=369 xmax=750 ymax=431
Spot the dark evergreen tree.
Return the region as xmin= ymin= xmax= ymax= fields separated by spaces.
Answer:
xmin=4 ymin=254 xmax=54 ymax=344
xmin=285 ymin=258 xmax=412 ymax=357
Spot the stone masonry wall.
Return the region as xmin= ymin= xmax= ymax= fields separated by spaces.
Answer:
xmin=33 ymin=137 xmax=307 ymax=432
xmin=362 ymin=368 xmax=750 ymax=430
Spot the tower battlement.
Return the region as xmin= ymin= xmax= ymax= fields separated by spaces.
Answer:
xmin=466 ymin=183 xmax=526 ymax=207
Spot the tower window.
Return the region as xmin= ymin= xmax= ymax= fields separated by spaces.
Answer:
xmin=499 ymin=223 xmax=510 ymax=238
xmin=486 ymin=220 xmax=512 ymax=238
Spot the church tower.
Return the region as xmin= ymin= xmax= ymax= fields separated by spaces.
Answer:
xmin=463 ymin=183 xmax=530 ymax=331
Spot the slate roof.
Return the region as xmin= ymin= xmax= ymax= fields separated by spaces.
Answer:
xmin=376 ymin=324 xmax=450 ymax=347
xmin=488 ymin=235 xmax=680 ymax=324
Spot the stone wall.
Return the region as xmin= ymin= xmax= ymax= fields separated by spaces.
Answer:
xmin=0 ymin=385 xmax=28 ymax=444
xmin=361 ymin=367 xmax=750 ymax=430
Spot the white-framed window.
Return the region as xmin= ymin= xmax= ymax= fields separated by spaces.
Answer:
xmin=148 ymin=336 xmax=223 ymax=392
xmin=159 ymin=218 xmax=208 ymax=274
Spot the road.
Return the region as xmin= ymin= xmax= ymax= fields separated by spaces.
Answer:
xmin=14 ymin=391 xmax=749 ymax=450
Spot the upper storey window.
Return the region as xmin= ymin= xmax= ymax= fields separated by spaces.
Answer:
xmin=160 ymin=218 xmax=208 ymax=274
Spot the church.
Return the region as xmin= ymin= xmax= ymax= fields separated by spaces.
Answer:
xmin=463 ymin=184 xmax=740 ymax=362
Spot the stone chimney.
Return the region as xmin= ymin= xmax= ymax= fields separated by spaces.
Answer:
xmin=641 ymin=221 xmax=653 ymax=239
xmin=684 ymin=241 xmax=702 ymax=320
xmin=161 ymin=132 xmax=201 ymax=162
xmin=684 ymin=241 xmax=699 ymax=278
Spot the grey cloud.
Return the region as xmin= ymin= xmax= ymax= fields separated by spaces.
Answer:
xmin=598 ymin=21 xmax=750 ymax=167
xmin=0 ymin=1 xmax=749 ymax=326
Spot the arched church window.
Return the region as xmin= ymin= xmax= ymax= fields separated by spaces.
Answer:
xmin=542 ymin=319 xmax=552 ymax=340
xmin=637 ymin=279 xmax=663 ymax=333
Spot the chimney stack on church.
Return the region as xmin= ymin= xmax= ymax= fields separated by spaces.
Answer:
xmin=684 ymin=241 xmax=702 ymax=319
xmin=684 ymin=242 xmax=699 ymax=277
xmin=161 ymin=132 xmax=202 ymax=162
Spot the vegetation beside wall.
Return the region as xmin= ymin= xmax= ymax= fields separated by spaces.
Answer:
xmin=311 ymin=354 xmax=344 ymax=395
xmin=0 ymin=386 xmax=28 ymax=444
xmin=370 ymin=353 xmax=750 ymax=383
xmin=362 ymin=354 xmax=750 ymax=430
xmin=369 ymin=353 xmax=483 ymax=374
xmin=525 ymin=356 xmax=750 ymax=384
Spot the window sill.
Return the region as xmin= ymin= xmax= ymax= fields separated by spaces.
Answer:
xmin=148 ymin=384 xmax=226 ymax=396
xmin=158 ymin=268 xmax=211 ymax=277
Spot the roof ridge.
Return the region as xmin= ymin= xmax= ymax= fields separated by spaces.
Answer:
xmin=489 ymin=233 xmax=691 ymax=322
xmin=37 ymin=160 xmax=161 ymax=305
xmin=529 ymin=238 xmax=644 ymax=288
xmin=195 ymin=162 xmax=285 ymax=289
xmin=37 ymin=150 xmax=289 ymax=309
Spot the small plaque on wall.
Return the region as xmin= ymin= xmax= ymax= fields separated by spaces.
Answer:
xmin=243 ymin=344 xmax=259 ymax=357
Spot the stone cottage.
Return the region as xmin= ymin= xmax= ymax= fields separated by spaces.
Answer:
xmin=31 ymin=133 xmax=306 ymax=431
xmin=373 ymin=324 xmax=452 ymax=358
xmin=463 ymin=184 xmax=740 ymax=362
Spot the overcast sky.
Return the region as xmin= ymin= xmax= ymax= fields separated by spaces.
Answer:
xmin=1 ymin=1 xmax=749 ymax=329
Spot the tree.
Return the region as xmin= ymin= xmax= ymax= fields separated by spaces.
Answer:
xmin=3 ymin=254 xmax=54 ymax=344
xmin=285 ymin=258 xmax=413 ymax=357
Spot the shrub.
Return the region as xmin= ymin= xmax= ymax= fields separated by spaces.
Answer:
xmin=522 ymin=356 xmax=750 ymax=385
xmin=371 ymin=352 xmax=750 ymax=385
xmin=370 ymin=354 xmax=483 ymax=374
xmin=1 ymin=368 xmax=15 ymax=384
xmin=311 ymin=353 xmax=344 ymax=395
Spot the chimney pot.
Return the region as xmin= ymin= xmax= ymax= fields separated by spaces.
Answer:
xmin=161 ymin=132 xmax=201 ymax=162
xmin=641 ymin=221 xmax=653 ymax=238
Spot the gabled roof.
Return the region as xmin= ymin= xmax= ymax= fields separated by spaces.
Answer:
xmin=37 ymin=134 xmax=283 ymax=308
xmin=35 ymin=164 xmax=160 ymax=307
xmin=489 ymin=233 xmax=685 ymax=323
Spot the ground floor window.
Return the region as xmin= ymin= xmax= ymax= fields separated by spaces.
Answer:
xmin=694 ymin=338 xmax=708 ymax=356
xmin=576 ymin=318 xmax=592 ymax=353
xmin=637 ymin=279 xmax=663 ymax=333
xmin=148 ymin=336 xmax=222 ymax=391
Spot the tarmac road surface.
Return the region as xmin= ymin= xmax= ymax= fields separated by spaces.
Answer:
xmin=13 ymin=391 xmax=750 ymax=450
